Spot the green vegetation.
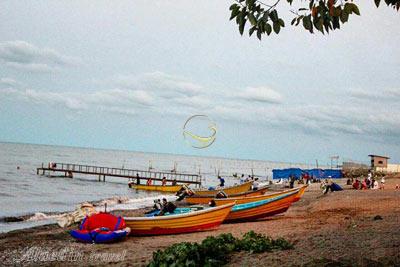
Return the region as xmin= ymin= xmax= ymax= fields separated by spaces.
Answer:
xmin=148 ymin=231 xmax=293 ymax=267
xmin=230 ymin=0 xmax=400 ymax=40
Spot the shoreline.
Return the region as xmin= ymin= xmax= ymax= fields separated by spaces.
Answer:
xmin=1 ymin=178 xmax=399 ymax=266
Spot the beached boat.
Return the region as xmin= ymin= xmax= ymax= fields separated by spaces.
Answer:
xmin=128 ymin=183 xmax=184 ymax=193
xmin=185 ymin=186 xmax=269 ymax=205
xmin=124 ymin=203 xmax=235 ymax=235
xmin=192 ymin=181 xmax=253 ymax=196
xmin=223 ymin=189 xmax=299 ymax=223
xmin=293 ymin=185 xmax=308 ymax=202
xmin=213 ymin=186 xmax=306 ymax=206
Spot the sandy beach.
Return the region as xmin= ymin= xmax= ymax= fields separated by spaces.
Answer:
xmin=1 ymin=177 xmax=399 ymax=267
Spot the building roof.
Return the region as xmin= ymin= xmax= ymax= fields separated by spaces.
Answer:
xmin=368 ymin=155 xmax=390 ymax=159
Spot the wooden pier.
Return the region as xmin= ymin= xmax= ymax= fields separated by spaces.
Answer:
xmin=37 ymin=162 xmax=202 ymax=187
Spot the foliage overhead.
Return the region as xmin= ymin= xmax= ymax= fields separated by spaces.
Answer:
xmin=230 ymin=0 xmax=400 ymax=39
xmin=148 ymin=231 xmax=293 ymax=267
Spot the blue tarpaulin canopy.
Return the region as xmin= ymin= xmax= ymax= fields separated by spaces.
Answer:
xmin=272 ymin=168 xmax=342 ymax=179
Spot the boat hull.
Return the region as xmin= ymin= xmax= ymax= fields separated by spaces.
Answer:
xmin=224 ymin=190 xmax=298 ymax=223
xmin=129 ymin=183 xmax=184 ymax=193
xmin=214 ymin=187 xmax=303 ymax=206
xmin=185 ymin=186 xmax=268 ymax=205
xmin=124 ymin=203 xmax=234 ymax=236
xmin=293 ymin=185 xmax=308 ymax=202
xmin=192 ymin=181 xmax=253 ymax=196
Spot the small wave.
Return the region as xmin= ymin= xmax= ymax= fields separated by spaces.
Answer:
xmin=26 ymin=212 xmax=61 ymax=222
xmin=107 ymin=194 xmax=177 ymax=211
xmin=0 ymin=192 xmax=14 ymax=197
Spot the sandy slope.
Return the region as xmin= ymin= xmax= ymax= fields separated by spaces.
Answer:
xmin=1 ymin=178 xmax=399 ymax=266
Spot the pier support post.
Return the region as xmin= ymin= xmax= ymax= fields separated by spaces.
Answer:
xmin=98 ymin=175 xmax=101 ymax=182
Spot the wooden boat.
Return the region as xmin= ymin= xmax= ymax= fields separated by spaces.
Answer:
xmin=128 ymin=182 xmax=184 ymax=193
xmin=185 ymin=186 xmax=269 ymax=205
xmin=192 ymin=181 xmax=253 ymax=196
xmin=214 ymin=186 xmax=303 ymax=206
xmin=223 ymin=189 xmax=299 ymax=223
xmin=124 ymin=203 xmax=235 ymax=236
xmin=293 ymin=185 xmax=308 ymax=202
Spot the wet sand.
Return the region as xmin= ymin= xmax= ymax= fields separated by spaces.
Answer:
xmin=1 ymin=178 xmax=399 ymax=266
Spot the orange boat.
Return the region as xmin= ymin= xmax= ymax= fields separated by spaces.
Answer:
xmin=185 ymin=186 xmax=269 ymax=205
xmin=223 ymin=189 xmax=299 ymax=223
xmin=293 ymin=185 xmax=308 ymax=202
xmin=124 ymin=203 xmax=235 ymax=236
xmin=192 ymin=181 xmax=253 ymax=196
xmin=214 ymin=186 xmax=307 ymax=206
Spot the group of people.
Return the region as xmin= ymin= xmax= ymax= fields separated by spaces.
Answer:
xmin=348 ymin=172 xmax=385 ymax=190
xmin=146 ymin=198 xmax=177 ymax=216
xmin=137 ymin=174 xmax=177 ymax=186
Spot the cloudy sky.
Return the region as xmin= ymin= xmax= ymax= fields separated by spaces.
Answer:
xmin=0 ymin=0 xmax=399 ymax=164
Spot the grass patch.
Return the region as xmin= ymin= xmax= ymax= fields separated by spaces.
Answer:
xmin=148 ymin=231 xmax=293 ymax=267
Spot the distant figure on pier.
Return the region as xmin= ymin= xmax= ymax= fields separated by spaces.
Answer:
xmin=162 ymin=177 xmax=167 ymax=186
xmin=146 ymin=178 xmax=153 ymax=186
xmin=171 ymin=179 xmax=177 ymax=186
xmin=136 ymin=174 xmax=140 ymax=185
xmin=218 ymin=176 xmax=225 ymax=187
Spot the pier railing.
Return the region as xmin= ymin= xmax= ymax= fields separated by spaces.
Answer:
xmin=37 ymin=162 xmax=202 ymax=186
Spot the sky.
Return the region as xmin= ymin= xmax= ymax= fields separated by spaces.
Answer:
xmin=0 ymin=0 xmax=399 ymax=165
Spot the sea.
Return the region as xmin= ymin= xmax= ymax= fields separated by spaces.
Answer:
xmin=0 ymin=142 xmax=313 ymax=233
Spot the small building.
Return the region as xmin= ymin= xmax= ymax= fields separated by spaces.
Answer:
xmin=368 ymin=154 xmax=390 ymax=172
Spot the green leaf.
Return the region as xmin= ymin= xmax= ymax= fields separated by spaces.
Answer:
xmin=278 ymin=18 xmax=285 ymax=27
xmin=302 ymin=15 xmax=312 ymax=31
xmin=265 ymin=23 xmax=272 ymax=35
xmin=257 ymin=29 xmax=262 ymax=40
xmin=375 ymin=0 xmax=381 ymax=7
xmin=239 ymin=19 xmax=246 ymax=35
xmin=350 ymin=3 xmax=361 ymax=15
xmin=248 ymin=13 xmax=257 ymax=26
xmin=291 ymin=17 xmax=296 ymax=25
xmin=249 ymin=26 xmax=257 ymax=36
xmin=340 ymin=9 xmax=349 ymax=23
xmin=273 ymin=21 xmax=281 ymax=34
xmin=269 ymin=10 xmax=278 ymax=22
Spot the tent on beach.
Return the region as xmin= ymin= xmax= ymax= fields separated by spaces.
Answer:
xmin=272 ymin=168 xmax=342 ymax=180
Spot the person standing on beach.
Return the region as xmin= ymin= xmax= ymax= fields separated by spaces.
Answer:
xmin=162 ymin=177 xmax=167 ymax=186
xmin=289 ymin=175 xmax=295 ymax=189
xmin=218 ymin=176 xmax=225 ymax=187
xmin=380 ymin=176 xmax=385 ymax=189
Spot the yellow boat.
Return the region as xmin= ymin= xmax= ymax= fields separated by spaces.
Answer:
xmin=128 ymin=182 xmax=184 ymax=193
xmin=293 ymin=185 xmax=308 ymax=202
xmin=185 ymin=186 xmax=269 ymax=205
xmin=124 ymin=203 xmax=235 ymax=235
xmin=214 ymin=186 xmax=305 ymax=206
xmin=192 ymin=181 xmax=253 ymax=196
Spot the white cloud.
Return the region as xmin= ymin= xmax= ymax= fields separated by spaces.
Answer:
xmin=0 ymin=77 xmax=20 ymax=87
xmin=236 ymin=86 xmax=283 ymax=104
xmin=0 ymin=41 xmax=81 ymax=72
xmin=2 ymin=70 xmax=399 ymax=142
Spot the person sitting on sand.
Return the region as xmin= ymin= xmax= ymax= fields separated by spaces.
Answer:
xmin=352 ymin=179 xmax=360 ymax=190
xmin=161 ymin=177 xmax=167 ymax=186
xmin=361 ymin=179 xmax=368 ymax=190
xmin=157 ymin=198 xmax=177 ymax=216
xmin=371 ymin=179 xmax=379 ymax=190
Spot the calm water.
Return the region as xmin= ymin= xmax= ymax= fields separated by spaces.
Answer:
xmin=0 ymin=142 xmax=314 ymax=232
